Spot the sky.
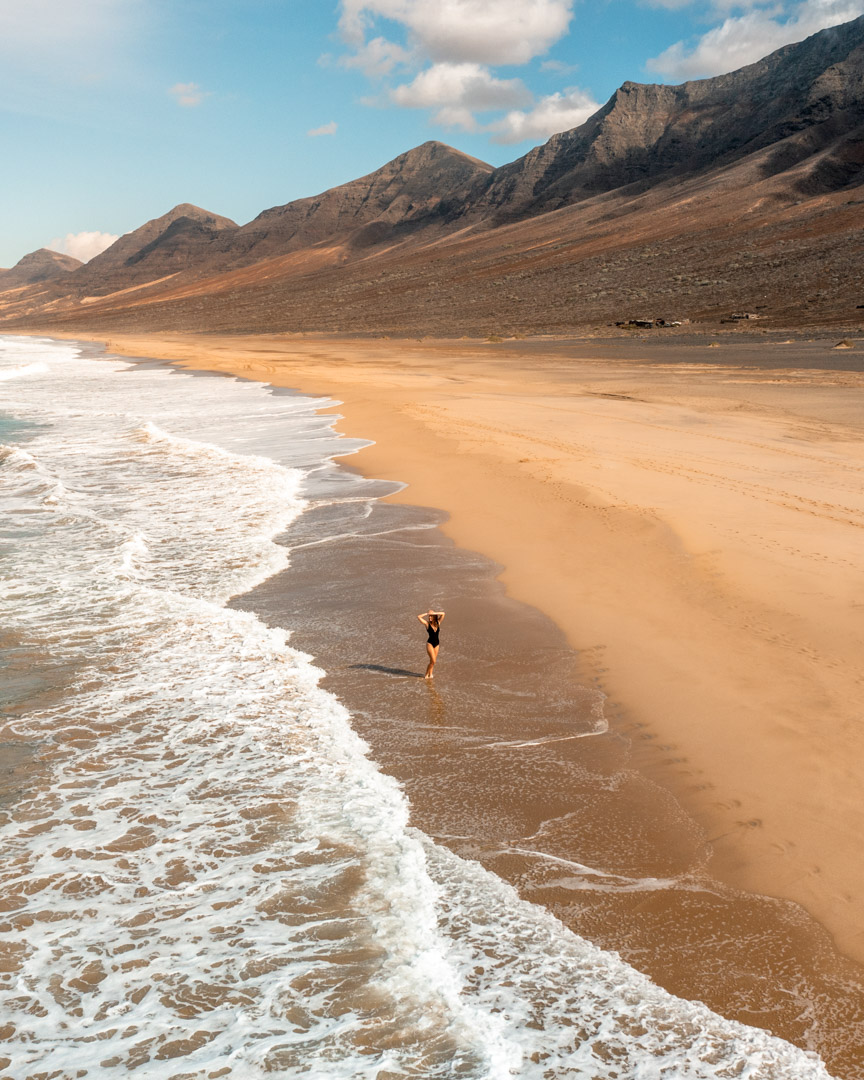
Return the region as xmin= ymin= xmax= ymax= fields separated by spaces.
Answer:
xmin=2 ymin=0 xmax=862 ymax=267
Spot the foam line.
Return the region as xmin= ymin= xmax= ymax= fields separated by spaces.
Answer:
xmin=478 ymin=730 xmax=608 ymax=749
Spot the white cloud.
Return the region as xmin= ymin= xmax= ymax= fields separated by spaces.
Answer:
xmin=647 ymin=0 xmax=864 ymax=79
xmin=308 ymin=120 xmax=339 ymax=136
xmin=540 ymin=58 xmax=578 ymax=73
xmin=431 ymin=105 xmax=483 ymax=131
xmin=49 ymin=231 xmax=118 ymax=263
xmin=169 ymin=82 xmax=210 ymax=107
xmin=334 ymin=0 xmax=593 ymax=144
xmin=489 ymin=88 xmax=600 ymax=142
xmin=387 ymin=61 xmax=596 ymax=139
xmin=392 ymin=62 xmax=532 ymax=111
xmin=339 ymin=35 xmax=413 ymax=76
xmin=642 ymin=0 xmax=701 ymax=9
xmin=339 ymin=0 xmax=574 ymax=65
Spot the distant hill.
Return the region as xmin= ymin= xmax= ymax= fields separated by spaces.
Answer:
xmin=225 ymin=141 xmax=494 ymax=265
xmin=71 ymin=204 xmax=239 ymax=296
xmin=0 ymin=248 xmax=82 ymax=288
xmin=3 ymin=13 xmax=864 ymax=334
xmin=56 ymin=144 xmax=492 ymax=297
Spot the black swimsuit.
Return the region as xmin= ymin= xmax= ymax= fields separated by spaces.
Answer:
xmin=426 ymin=621 xmax=440 ymax=647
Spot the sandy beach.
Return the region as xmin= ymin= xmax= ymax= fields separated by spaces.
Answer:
xmin=60 ymin=330 xmax=864 ymax=968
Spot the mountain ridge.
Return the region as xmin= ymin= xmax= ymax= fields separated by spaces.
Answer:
xmin=224 ymin=140 xmax=494 ymax=266
xmin=4 ymin=14 xmax=864 ymax=333
xmin=72 ymin=204 xmax=239 ymax=296
xmin=0 ymin=248 xmax=83 ymax=288
xmin=472 ymin=13 xmax=864 ymax=221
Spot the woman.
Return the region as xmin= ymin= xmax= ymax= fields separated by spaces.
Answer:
xmin=418 ymin=607 xmax=445 ymax=679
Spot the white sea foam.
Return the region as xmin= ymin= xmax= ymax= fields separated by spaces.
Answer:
xmin=0 ymin=360 xmax=49 ymax=380
xmin=0 ymin=336 xmax=834 ymax=1079
xmin=118 ymin=531 xmax=150 ymax=578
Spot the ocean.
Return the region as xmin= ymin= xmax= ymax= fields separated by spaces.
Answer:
xmin=0 ymin=335 xmax=836 ymax=1078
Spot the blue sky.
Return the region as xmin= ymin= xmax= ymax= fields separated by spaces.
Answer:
xmin=2 ymin=0 xmax=862 ymax=266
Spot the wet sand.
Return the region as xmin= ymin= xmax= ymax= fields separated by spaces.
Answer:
xmin=23 ymin=329 xmax=864 ymax=1071
xmin=234 ymin=464 xmax=864 ymax=1075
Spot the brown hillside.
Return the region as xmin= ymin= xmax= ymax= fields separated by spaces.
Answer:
xmin=0 ymin=248 xmax=82 ymax=288
xmin=4 ymin=15 xmax=864 ymax=335
xmin=68 ymin=204 xmax=239 ymax=297
xmin=225 ymin=141 xmax=494 ymax=265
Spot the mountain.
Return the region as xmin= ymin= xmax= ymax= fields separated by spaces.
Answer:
xmin=0 ymin=248 xmax=82 ymax=287
xmin=49 ymin=144 xmax=492 ymax=299
xmin=473 ymin=13 xmax=864 ymax=220
xmin=72 ymin=204 xmax=239 ymax=295
xmin=226 ymin=141 xmax=494 ymax=264
xmin=3 ymin=15 xmax=864 ymax=334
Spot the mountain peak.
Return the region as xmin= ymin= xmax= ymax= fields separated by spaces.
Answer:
xmin=382 ymin=141 xmax=494 ymax=179
xmin=0 ymin=248 xmax=83 ymax=287
xmin=62 ymin=203 xmax=240 ymax=297
xmin=79 ymin=203 xmax=238 ymax=280
xmin=22 ymin=247 xmax=82 ymax=266
xmin=232 ymin=138 xmax=493 ymax=261
xmin=159 ymin=203 xmax=238 ymax=227
xmin=477 ymin=10 xmax=864 ymax=219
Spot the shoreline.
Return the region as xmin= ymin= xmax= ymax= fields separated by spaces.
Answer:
xmin=17 ymin=328 xmax=864 ymax=971
xmin=237 ymin=444 xmax=861 ymax=1068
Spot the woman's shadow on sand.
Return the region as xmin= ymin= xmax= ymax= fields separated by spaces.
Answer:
xmin=349 ymin=663 xmax=425 ymax=679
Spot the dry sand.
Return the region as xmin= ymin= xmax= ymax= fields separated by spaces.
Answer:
xmin=61 ymin=330 xmax=864 ymax=965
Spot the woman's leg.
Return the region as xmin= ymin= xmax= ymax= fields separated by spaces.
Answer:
xmin=425 ymin=643 xmax=438 ymax=678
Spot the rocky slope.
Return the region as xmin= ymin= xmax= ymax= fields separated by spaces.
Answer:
xmin=225 ymin=141 xmax=494 ymax=264
xmin=0 ymin=248 xmax=82 ymax=287
xmin=473 ymin=13 xmax=864 ymax=220
xmin=49 ymin=143 xmax=492 ymax=299
xmin=70 ymin=204 xmax=239 ymax=296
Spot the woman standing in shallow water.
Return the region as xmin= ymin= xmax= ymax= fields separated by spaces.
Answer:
xmin=418 ymin=607 xmax=445 ymax=679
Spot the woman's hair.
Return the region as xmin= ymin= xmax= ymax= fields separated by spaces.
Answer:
xmin=429 ymin=613 xmax=439 ymax=628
